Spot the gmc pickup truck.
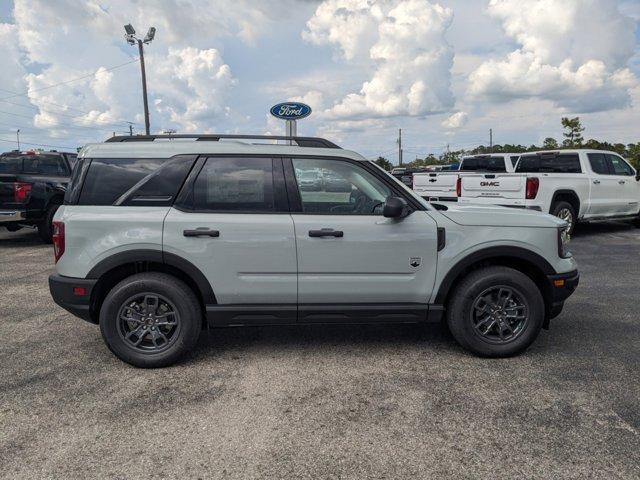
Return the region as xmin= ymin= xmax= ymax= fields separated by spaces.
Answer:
xmin=413 ymin=153 xmax=520 ymax=202
xmin=0 ymin=150 xmax=77 ymax=242
xmin=458 ymin=150 xmax=640 ymax=233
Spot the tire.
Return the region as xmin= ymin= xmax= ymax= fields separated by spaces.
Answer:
xmin=99 ymin=272 xmax=202 ymax=368
xmin=551 ymin=201 xmax=576 ymax=235
xmin=447 ymin=266 xmax=545 ymax=357
xmin=37 ymin=203 xmax=59 ymax=243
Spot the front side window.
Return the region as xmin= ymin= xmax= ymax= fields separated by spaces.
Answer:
xmin=192 ymin=157 xmax=275 ymax=212
xmin=607 ymin=154 xmax=634 ymax=176
xmin=292 ymin=158 xmax=391 ymax=215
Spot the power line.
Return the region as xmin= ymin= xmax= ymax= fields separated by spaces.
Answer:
xmin=0 ymin=109 xmax=130 ymax=134
xmin=0 ymin=59 xmax=139 ymax=101
xmin=0 ymin=137 xmax=77 ymax=150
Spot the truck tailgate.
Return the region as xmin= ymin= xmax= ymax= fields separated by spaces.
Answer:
xmin=460 ymin=173 xmax=525 ymax=200
xmin=413 ymin=172 xmax=457 ymax=197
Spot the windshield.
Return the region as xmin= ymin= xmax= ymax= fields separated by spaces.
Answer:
xmin=460 ymin=156 xmax=506 ymax=172
xmin=0 ymin=156 xmax=23 ymax=173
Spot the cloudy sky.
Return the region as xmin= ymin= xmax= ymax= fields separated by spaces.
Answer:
xmin=0 ymin=0 xmax=638 ymax=161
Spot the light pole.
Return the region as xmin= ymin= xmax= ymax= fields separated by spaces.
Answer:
xmin=16 ymin=129 xmax=20 ymax=150
xmin=124 ymin=24 xmax=156 ymax=135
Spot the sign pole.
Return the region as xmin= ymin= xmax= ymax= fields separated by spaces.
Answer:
xmin=285 ymin=120 xmax=297 ymax=145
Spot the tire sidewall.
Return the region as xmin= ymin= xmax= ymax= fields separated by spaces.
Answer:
xmin=552 ymin=201 xmax=576 ymax=235
xmin=99 ymin=273 xmax=201 ymax=368
xmin=38 ymin=203 xmax=59 ymax=243
xmin=448 ymin=267 xmax=544 ymax=357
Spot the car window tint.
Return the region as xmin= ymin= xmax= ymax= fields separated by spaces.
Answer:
xmin=516 ymin=154 xmax=581 ymax=173
xmin=509 ymin=156 xmax=520 ymax=167
xmin=292 ymin=158 xmax=391 ymax=215
xmin=78 ymin=158 xmax=165 ymax=205
xmin=460 ymin=157 xmax=506 ymax=172
xmin=0 ymin=156 xmax=23 ymax=173
xmin=587 ymin=153 xmax=609 ymax=174
xmin=22 ymin=155 xmax=69 ymax=175
xmin=606 ymin=154 xmax=634 ymax=176
xmin=193 ymin=157 xmax=274 ymax=212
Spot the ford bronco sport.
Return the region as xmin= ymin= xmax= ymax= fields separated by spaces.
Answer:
xmin=48 ymin=135 xmax=578 ymax=367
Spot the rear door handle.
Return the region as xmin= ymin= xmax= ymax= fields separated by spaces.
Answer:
xmin=309 ymin=228 xmax=344 ymax=238
xmin=619 ymin=180 xmax=626 ymax=185
xmin=593 ymin=179 xmax=601 ymax=184
xmin=183 ymin=228 xmax=220 ymax=238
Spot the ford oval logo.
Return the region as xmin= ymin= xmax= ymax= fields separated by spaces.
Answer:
xmin=270 ymin=102 xmax=312 ymax=120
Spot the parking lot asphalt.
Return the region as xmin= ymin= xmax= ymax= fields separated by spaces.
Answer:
xmin=1 ymin=222 xmax=639 ymax=479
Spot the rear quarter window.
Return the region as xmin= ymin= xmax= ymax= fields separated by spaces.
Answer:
xmin=78 ymin=157 xmax=194 ymax=206
xmin=516 ymin=154 xmax=581 ymax=173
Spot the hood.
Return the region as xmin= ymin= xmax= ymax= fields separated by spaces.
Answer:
xmin=438 ymin=204 xmax=566 ymax=228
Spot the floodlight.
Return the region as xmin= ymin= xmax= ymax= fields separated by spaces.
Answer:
xmin=124 ymin=24 xmax=136 ymax=35
xmin=144 ymin=27 xmax=156 ymax=43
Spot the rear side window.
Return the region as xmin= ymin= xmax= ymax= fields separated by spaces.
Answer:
xmin=516 ymin=154 xmax=581 ymax=173
xmin=607 ymin=154 xmax=634 ymax=176
xmin=192 ymin=157 xmax=275 ymax=212
xmin=588 ymin=153 xmax=609 ymax=174
xmin=23 ymin=155 xmax=69 ymax=175
xmin=78 ymin=158 xmax=165 ymax=205
xmin=460 ymin=157 xmax=506 ymax=172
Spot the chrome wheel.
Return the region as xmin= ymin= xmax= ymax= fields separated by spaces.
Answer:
xmin=470 ymin=286 xmax=529 ymax=344
xmin=557 ymin=207 xmax=574 ymax=229
xmin=117 ymin=293 xmax=181 ymax=352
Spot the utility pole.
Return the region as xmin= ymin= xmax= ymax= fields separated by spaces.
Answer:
xmin=129 ymin=124 xmax=133 ymax=136
xmin=489 ymin=128 xmax=493 ymax=152
xmin=16 ymin=129 xmax=20 ymax=150
xmin=397 ymin=128 xmax=403 ymax=166
xmin=124 ymin=24 xmax=156 ymax=135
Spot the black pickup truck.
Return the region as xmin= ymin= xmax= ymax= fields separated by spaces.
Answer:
xmin=0 ymin=150 xmax=77 ymax=242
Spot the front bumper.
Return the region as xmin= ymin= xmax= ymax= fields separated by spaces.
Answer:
xmin=547 ymin=269 xmax=580 ymax=303
xmin=48 ymin=274 xmax=98 ymax=323
xmin=0 ymin=209 xmax=26 ymax=223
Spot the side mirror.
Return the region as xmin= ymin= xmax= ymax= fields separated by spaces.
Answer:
xmin=383 ymin=196 xmax=408 ymax=218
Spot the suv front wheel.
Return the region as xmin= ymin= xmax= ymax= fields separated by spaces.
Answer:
xmin=100 ymin=273 xmax=202 ymax=368
xmin=447 ymin=266 xmax=544 ymax=357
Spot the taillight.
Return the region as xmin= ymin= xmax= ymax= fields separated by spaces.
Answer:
xmin=14 ymin=182 xmax=32 ymax=203
xmin=525 ymin=177 xmax=539 ymax=199
xmin=52 ymin=221 xmax=65 ymax=263
xmin=456 ymin=176 xmax=462 ymax=197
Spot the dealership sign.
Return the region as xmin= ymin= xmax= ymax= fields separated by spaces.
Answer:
xmin=270 ymin=102 xmax=312 ymax=120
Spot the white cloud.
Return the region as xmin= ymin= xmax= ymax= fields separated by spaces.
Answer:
xmin=304 ymin=0 xmax=455 ymax=119
xmin=468 ymin=0 xmax=638 ymax=112
xmin=441 ymin=111 xmax=467 ymax=129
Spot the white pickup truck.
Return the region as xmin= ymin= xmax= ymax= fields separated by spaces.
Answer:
xmin=458 ymin=149 xmax=640 ymax=233
xmin=413 ymin=153 xmax=521 ymax=202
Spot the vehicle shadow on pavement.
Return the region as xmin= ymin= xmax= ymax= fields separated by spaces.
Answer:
xmin=571 ymin=221 xmax=637 ymax=239
xmin=190 ymin=322 xmax=458 ymax=359
xmin=0 ymin=229 xmax=45 ymax=248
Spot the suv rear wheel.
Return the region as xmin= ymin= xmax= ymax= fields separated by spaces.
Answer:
xmin=99 ymin=273 xmax=202 ymax=368
xmin=447 ymin=266 xmax=544 ymax=357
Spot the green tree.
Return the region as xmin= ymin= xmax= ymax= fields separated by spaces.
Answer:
xmin=373 ymin=156 xmax=392 ymax=171
xmin=561 ymin=117 xmax=585 ymax=147
xmin=542 ymin=137 xmax=559 ymax=149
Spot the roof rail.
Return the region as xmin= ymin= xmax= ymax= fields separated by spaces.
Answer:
xmin=105 ymin=134 xmax=341 ymax=149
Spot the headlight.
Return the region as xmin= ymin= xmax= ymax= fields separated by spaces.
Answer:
xmin=558 ymin=226 xmax=571 ymax=258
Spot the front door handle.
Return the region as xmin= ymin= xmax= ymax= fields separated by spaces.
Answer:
xmin=309 ymin=228 xmax=344 ymax=238
xmin=183 ymin=228 xmax=220 ymax=238
xmin=619 ymin=180 xmax=626 ymax=185
xmin=593 ymin=179 xmax=601 ymax=184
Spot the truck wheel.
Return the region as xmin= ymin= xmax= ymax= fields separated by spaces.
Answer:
xmin=447 ymin=266 xmax=544 ymax=357
xmin=37 ymin=204 xmax=59 ymax=243
xmin=99 ymin=272 xmax=202 ymax=368
xmin=551 ymin=201 xmax=576 ymax=234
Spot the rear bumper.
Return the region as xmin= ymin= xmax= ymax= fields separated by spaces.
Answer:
xmin=48 ymin=274 xmax=97 ymax=323
xmin=0 ymin=209 xmax=26 ymax=223
xmin=547 ymin=270 xmax=579 ymax=303
xmin=423 ymin=196 xmax=458 ymax=203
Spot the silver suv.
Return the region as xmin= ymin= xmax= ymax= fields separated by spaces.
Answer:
xmin=49 ymin=134 xmax=579 ymax=367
